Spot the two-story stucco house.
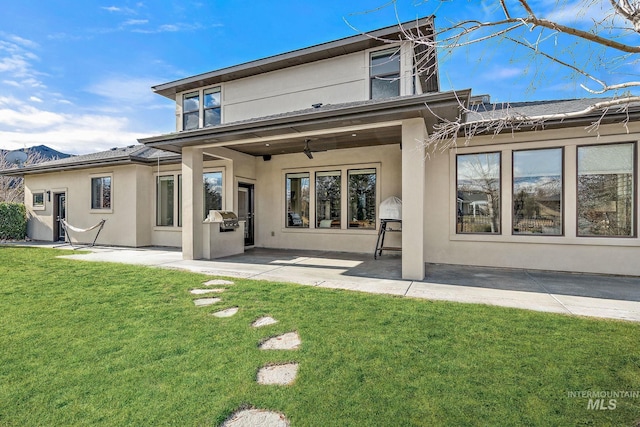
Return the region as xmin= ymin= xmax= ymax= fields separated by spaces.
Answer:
xmin=5 ymin=16 xmax=640 ymax=278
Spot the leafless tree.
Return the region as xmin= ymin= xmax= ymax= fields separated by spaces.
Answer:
xmin=0 ymin=150 xmax=45 ymax=203
xmin=357 ymin=0 xmax=640 ymax=150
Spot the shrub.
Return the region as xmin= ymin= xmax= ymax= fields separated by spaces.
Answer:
xmin=0 ymin=202 xmax=27 ymax=240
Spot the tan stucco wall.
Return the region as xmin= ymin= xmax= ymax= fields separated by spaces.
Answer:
xmin=25 ymin=164 xmax=152 ymax=247
xmin=423 ymin=121 xmax=640 ymax=276
xmin=174 ymin=43 xmax=417 ymax=130
xmin=253 ymin=144 xmax=402 ymax=253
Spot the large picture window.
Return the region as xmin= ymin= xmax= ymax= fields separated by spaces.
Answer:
xmin=286 ymin=173 xmax=310 ymax=228
xmin=577 ymin=143 xmax=635 ymax=237
xmin=316 ymin=171 xmax=341 ymax=228
xmin=348 ymin=169 xmax=376 ymax=229
xmin=513 ymin=148 xmax=563 ymax=235
xmin=156 ymin=175 xmax=174 ymax=226
xmin=91 ymin=176 xmax=111 ymax=210
xmin=457 ymin=153 xmax=501 ymax=234
xmin=183 ymin=91 xmax=200 ymax=131
xmin=370 ymin=49 xmax=400 ymax=99
xmin=203 ymin=172 xmax=223 ymax=219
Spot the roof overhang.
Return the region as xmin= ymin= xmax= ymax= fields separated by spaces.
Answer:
xmin=152 ymin=16 xmax=436 ymax=100
xmin=139 ymin=90 xmax=471 ymax=155
xmin=0 ymin=153 xmax=180 ymax=177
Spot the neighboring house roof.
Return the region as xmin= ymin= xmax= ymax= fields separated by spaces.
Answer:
xmin=152 ymin=16 xmax=438 ymax=100
xmin=0 ymin=145 xmax=179 ymax=176
xmin=467 ymin=98 xmax=640 ymax=125
xmin=140 ymin=90 xmax=471 ymax=154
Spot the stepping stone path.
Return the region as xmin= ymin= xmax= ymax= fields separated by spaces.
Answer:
xmin=203 ymin=279 xmax=234 ymax=286
xmin=259 ymin=331 xmax=301 ymax=350
xmin=257 ymin=363 xmax=299 ymax=385
xmin=190 ymin=288 xmax=225 ymax=295
xmin=251 ymin=316 xmax=278 ymax=328
xmin=221 ymin=409 xmax=289 ymax=427
xmin=193 ymin=297 xmax=221 ymax=307
xmin=191 ymin=279 xmax=299 ymax=425
xmin=212 ymin=307 xmax=239 ymax=318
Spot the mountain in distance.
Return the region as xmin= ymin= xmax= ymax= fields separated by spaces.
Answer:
xmin=1 ymin=145 xmax=72 ymax=163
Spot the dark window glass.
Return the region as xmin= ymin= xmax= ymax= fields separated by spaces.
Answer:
xmin=316 ymin=171 xmax=341 ymax=228
xmin=286 ymin=173 xmax=310 ymax=228
xmin=32 ymin=192 xmax=44 ymax=206
xmin=577 ymin=143 xmax=635 ymax=237
xmin=457 ymin=153 xmax=501 ymax=234
xmin=91 ymin=176 xmax=111 ymax=209
xmin=204 ymin=88 xmax=221 ymax=127
xmin=370 ymin=49 xmax=400 ymax=99
xmin=156 ymin=175 xmax=174 ymax=226
xmin=183 ymin=92 xmax=199 ymax=130
xmin=348 ymin=169 xmax=376 ymax=229
xmin=203 ymin=172 xmax=223 ymax=219
xmin=513 ymin=148 xmax=563 ymax=235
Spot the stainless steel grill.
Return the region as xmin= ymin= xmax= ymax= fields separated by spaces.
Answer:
xmin=208 ymin=210 xmax=240 ymax=232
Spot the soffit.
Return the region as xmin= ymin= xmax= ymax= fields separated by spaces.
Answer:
xmin=140 ymin=90 xmax=470 ymax=154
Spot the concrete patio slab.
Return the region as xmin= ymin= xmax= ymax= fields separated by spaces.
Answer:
xmin=40 ymin=244 xmax=640 ymax=322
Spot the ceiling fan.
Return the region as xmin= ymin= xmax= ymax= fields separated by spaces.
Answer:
xmin=302 ymin=139 xmax=326 ymax=159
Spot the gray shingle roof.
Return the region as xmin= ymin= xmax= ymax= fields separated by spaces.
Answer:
xmin=466 ymin=98 xmax=635 ymax=122
xmin=0 ymin=145 xmax=179 ymax=176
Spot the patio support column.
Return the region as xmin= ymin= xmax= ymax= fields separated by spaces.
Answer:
xmin=401 ymin=118 xmax=427 ymax=280
xmin=182 ymin=146 xmax=204 ymax=260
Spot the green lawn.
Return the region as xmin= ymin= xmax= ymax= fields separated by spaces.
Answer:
xmin=0 ymin=246 xmax=639 ymax=426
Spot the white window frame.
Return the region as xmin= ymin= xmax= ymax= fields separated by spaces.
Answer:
xmin=32 ymin=190 xmax=45 ymax=211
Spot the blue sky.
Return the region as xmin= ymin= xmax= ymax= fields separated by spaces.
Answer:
xmin=0 ymin=0 xmax=626 ymax=155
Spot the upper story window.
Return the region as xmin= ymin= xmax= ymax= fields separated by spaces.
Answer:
xmin=181 ymin=87 xmax=222 ymax=131
xmin=91 ymin=176 xmax=111 ymax=210
xmin=183 ymin=92 xmax=200 ymax=131
xmin=370 ymin=49 xmax=401 ymax=100
xmin=577 ymin=143 xmax=635 ymax=237
xmin=204 ymin=88 xmax=221 ymax=127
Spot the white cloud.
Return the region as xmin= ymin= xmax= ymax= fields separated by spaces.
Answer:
xmin=85 ymin=75 xmax=158 ymax=106
xmin=0 ymin=94 xmax=169 ymax=155
xmin=124 ymin=19 xmax=148 ymax=26
xmin=102 ymin=6 xmax=122 ymax=12
xmin=8 ymin=35 xmax=39 ymax=49
xmin=29 ymin=96 xmax=43 ymax=103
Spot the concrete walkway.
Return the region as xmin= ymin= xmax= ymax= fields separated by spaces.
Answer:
xmin=40 ymin=244 xmax=640 ymax=322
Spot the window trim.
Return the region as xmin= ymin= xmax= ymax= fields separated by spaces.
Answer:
xmin=511 ymin=147 xmax=565 ymax=237
xmin=203 ymin=169 xmax=225 ymax=220
xmin=449 ymin=138 xmax=640 ymax=247
xmin=575 ymin=141 xmax=637 ymax=238
xmin=156 ymin=174 xmax=176 ymax=227
xmin=179 ymin=85 xmax=223 ymax=131
xmin=32 ymin=191 xmax=45 ymax=211
xmin=369 ymin=47 xmax=402 ymax=100
xmin=90 ymin=174 xmax=113 ymax=212
xmin=456 ymin=151 xmax=502 ymax=235
xmin=282 ymin=163 xmax=380 ymax=233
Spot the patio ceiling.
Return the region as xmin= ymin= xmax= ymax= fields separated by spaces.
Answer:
xmin=216 ymin=125 xmax=401 ymax=157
